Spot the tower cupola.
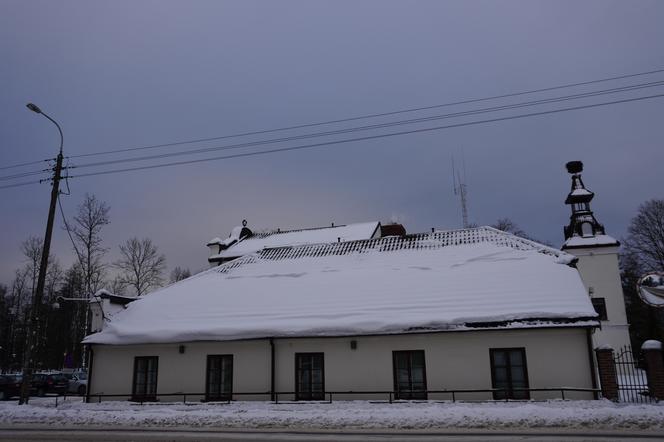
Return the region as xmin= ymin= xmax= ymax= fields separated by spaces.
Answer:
xmin=562 ymin=161 xmax=618 ymax=249
xmin=563 ymin=161 xmax=605 ymax=240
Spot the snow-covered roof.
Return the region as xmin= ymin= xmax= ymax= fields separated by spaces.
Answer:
xmin=85 ymin=226 xmax=597 ymax=345
xmin=562 ymin=234 xmax=619 ymax=249
xmin=209 ymin=221 xmax=380 ymax=260
xmin=570 ymin=188 xmax=593 ymax=197
xmin=92 ymin=289 xmax=137 ymax=305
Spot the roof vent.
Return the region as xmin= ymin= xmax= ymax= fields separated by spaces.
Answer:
xmin=239 ymin=219 xmax=253 ymax=240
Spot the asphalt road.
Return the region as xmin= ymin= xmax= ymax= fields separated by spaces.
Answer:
xmin=1 ymin=428 xmax=664 ymax=442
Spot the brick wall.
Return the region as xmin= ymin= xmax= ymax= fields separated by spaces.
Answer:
xmin=642 ymin=341 xmax=664 ymax=401
xmin=595 ymin=347 xmax=618 ymax=401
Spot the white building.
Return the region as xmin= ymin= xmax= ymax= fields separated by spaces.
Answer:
xmin=83 ymin=161 xmax=638 ymax=403
xmin=85 ymin=224 xmax=600 ymax=402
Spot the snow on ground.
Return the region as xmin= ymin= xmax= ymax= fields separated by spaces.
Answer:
xmin=2 ymin=399 xmax=663 ymax=430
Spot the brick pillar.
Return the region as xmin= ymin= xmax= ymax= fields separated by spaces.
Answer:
xmin=595 ymin=346 xmax=619 ymax=401
xmin=641 ymin=340 xmax=664 ymax=401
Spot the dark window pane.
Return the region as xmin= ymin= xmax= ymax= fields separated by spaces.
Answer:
xmin=296 ymin=353 xmax=324 ymax=400
xmin=490 ymin=349 xmax=528 ymax=400
xmin=393 ymin=350 xmax=427 ymax=400
xmin=509 ymin=350 xmax=523 ymax=365
xmin=206 ymin=355 xmax=233 ymax=401
xmin=510 ymin=366 xmax=525 ymax=383
xmin=493 ymin=352 xmax=507 ymax=366
xmin=493 ymin=367 xmax=508 ymax=384
xmin=133 ymin=356 xmax=158 ymax=400
xmin=591 ymin=298 xmax=608 ymax=320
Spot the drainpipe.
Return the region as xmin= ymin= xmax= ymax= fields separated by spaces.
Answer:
xmin=586 ymin=328 xmax=599 ymax=400
xmin=270 ymin=338 xmax=275 ymax=401
xmin=85 ymin=344 xmax=94 ymax=404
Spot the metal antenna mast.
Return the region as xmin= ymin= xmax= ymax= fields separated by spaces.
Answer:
xmin=452 ymin=156 xmax=469 ymax=228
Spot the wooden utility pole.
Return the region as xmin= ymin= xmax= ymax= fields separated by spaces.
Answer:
xmin=19 ymin=103 xmax=64 ymax=405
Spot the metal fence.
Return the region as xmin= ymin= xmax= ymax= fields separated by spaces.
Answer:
xmin=613 ymin=345 xmax=653 ymax=403
xmin=33 ymin=386 xmax=602 ymax=407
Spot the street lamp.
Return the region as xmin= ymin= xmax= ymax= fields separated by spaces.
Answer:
xmin=19 ymin=103 xmax=65 ymax=405
xmin=26 ymin=103 xmax=63 ymax=154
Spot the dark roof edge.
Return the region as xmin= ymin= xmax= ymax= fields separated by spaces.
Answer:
xmin=562 ymin=240 xmax=620 ymax=250
xmin=87 ymin=319 xmax=599 ymax=346
xmin=96 ymin=292 xmax=137 ymax=305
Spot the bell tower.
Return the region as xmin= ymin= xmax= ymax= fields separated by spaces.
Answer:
xmin=561 ymin=161 xmax=630 ymax=350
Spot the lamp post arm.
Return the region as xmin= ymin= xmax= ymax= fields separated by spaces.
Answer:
xmin=40 ymin=112 xmax=64 ymax=155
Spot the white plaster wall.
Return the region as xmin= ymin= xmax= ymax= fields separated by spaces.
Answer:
xmin=90 ymin=340 xmax=271 ymax=401
xmin=275 ymin=327 xmax=593 ymax=401
xmin=90 ymin=327 xmax=594 ymax=401
xmin=567 ymin=246 xmax=631 ymax=350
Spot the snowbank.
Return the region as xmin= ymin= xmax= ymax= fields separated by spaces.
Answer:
xmin=1 ymin=399 xmax=663 ymax=430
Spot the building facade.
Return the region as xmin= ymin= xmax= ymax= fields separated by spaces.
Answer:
xmin=89 ymin=327 xmax=595 ymax=402
xmin=86 ymin=224 xmax=599 ymax=401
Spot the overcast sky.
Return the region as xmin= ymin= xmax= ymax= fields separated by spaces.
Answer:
xmin=1 ymin=0 xmax=663 ymax=287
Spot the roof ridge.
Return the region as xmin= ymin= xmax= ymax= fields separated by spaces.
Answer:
xmin=253 ymin=222 xmax=378 ymax=238
xmin=214 ymin=226 xmax=573 ymax=274
xmin=480 ymin=225 xmax=567 ymax=257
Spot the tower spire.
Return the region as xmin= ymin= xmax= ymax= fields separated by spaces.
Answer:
xmin=563 ymin=161 xmax=605 ymax=239
xmin=562 ymin=161 xmax=618 ymax=249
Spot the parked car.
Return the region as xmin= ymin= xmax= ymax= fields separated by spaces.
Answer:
xmin=67 ymin=372 xmax=87 ymax=395
xmin=0 ymin=375 xmax=22 ymax=400
xmin=31 ymin=373 xmax=69 ymax=396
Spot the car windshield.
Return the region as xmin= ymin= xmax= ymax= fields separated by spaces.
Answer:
xmin=77 ymin=373 xmax=87 ymax=380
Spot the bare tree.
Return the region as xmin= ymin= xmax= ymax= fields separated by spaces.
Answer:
xmin=169 ymin=266 xmax=191 ymax=283
xmin=491 ymin=218 xmax=551 ymax=246
xmin=70 ymin=194 xmax=110 ymax=296
xmin=44 ymin=260 xmax=63 ymax=303
xmin=492 ymin=218 xmax=528 ymax=238
xmin=109 ymin=275 xmax=127 ymax=295
xmin=10 ymin=267 xmax=30 ymax=318
xmin=21 ymin=236 xmax=43 ymax=297
xmin=623 ymin=199 xmax=664 ymax=272
xmin=20 ymin=236 xmax=57 ymax=297
xmin=115 ymin=238 xmax=166 ymax=296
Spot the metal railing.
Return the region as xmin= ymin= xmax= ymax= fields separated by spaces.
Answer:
xmin=33 ymin=386 xmax=602 ymax=407
xmin=613 ymin=345 xmax=654 ymax=403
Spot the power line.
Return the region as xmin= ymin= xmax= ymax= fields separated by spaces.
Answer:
xmin=0 ymin=179 xmax=45 ymax=190
xmin=0 ymin=158 xmax=54 ymax=172
xmin=0 ymin=168 xmax=51 ymax=182
xmin=63 ymin=92 xmax=664 ymax=181
xmin=57 ymin=194 xmax=86 ymax=272
xmin=66 ymin=80 xmax=664 ymax=172
xmin=65 ymin=67 xmax=664 ymax=160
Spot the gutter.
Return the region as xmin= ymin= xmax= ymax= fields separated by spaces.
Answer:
xmin=270 ymin=338 xmax=275 ymax=401
xmin=586 ymin=328 xmax=599 ymax=400
xmin=85 ymin=345 xmax=94 ymax=404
